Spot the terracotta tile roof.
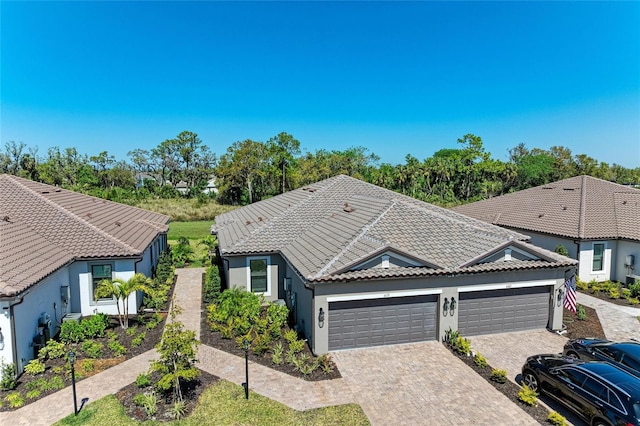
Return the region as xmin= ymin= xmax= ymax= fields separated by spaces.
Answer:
xmin=214 ymin=175 xmax=574 ymax=283
xmin=451 ymin=175 xmax=640 ymax=241
xmin=0 ymin=174 xmax=170 ymax=297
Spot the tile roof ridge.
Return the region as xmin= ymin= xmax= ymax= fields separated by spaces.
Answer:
xmin=227 ymin=174 xmax=345 ymax=250
xmin=313 ymin=199 xmax=398 ymax=278
xmin=578 ymin=175 xmax=587 ymax=239
xmin=7 ymin=175 xmax=141 ymax=255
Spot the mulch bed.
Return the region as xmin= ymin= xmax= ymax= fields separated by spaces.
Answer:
xmin=447 ymin=346 xmax=550 ymax=425
xmin=0 ymin=312 xmax=166 ymax=411
xmin=116 ymin=369 xmax=219 ymax=422
xmin=563 ymin=305 xmax=606 ymax=340
xmin=199 ymin=291 xmax=341 ymax=381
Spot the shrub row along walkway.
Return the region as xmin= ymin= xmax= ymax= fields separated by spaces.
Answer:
xmin=0 ymin=268 xmax=354 ymax=425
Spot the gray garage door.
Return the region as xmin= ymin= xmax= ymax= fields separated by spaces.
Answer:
xmin=458 ymin=286 xmax=551 ymax=336
xmin=328 ymin=295 xmax=437 ymax=350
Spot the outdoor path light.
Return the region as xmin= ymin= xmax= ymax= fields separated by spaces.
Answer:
xmin=242 ymin=338 xmax=249 ymax=399
xmin=68 ymin=350 xmax=78 ymax=415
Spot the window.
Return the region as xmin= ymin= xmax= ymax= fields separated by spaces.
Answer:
xmin=91 ymin=264 xmax=113 ymax=301
xmin=247 ymin=257 xmax=270 ymax=295
xmin=592 ymin=243 xmax=605 ymax=272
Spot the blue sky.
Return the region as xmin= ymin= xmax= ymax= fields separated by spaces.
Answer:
xmin=1 ymin=1 xmax=639 ymax=168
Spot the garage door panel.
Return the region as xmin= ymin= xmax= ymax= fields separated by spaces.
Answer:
xmin=458 ymin=287 xmax=550 ymax=336
xmin=329 ymin=295 xmax=437 ymax=350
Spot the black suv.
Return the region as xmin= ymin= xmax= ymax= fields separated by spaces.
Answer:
xmin=522 ymin=354 xmax=640 ymax=426
xmin=564 ymin=339 xmax=640 ymax=377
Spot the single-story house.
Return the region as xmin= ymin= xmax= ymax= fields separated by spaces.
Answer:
xmin=452 ymin=175 xmax=640 ymax=284
xmin=0 ymin=174 xmax=170 ymax=373
xmin=212 ymin=175 xmax=576 ymax=354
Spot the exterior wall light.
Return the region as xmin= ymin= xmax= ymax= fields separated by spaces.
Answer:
xmin=318 ymin=307 xmax=325 ymax=328
xmin=557 ymin=288 xmax=564 ymax=307
xmin=443 ymin=297 xmax=450 ymax=316
xmin=450 ymin=297 xmax=456 ymax=316
xmin=0 ymin=327 xmax=4 ymax=350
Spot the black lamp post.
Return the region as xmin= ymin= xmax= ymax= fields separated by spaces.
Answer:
xmin=242 ymin=338 xmax=249 ymax=400
xmin=68 ymin=350 xmax=78 ymax=415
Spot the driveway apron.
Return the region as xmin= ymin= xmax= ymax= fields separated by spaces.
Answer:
xmin=331 ymin=342 xmax=538 ymax=426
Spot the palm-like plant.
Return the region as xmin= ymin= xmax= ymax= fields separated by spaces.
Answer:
xmin=95 ymin=273 xmax=151 ymax=328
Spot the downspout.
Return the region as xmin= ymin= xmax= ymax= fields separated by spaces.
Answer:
xmin=7 ymin=293 xmax=27 ymax=375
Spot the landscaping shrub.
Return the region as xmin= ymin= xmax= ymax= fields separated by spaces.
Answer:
xmin=38 ymin=339 xmax=66 ymax=361
xmin=452 ymin=336 xmax=472 ymax=356
xmin=80 ymin=359 xmax=95 ymax=373
xmin=132 ymin=331 xmax=146 ymax=347
xmin=630 ymin=281 xmax=640 ymax=298
xmin=517 ymin=384 xmax=538 ymax=406
xmin=490 ymin=369 xmax=507 ymax=384
xmin=4 ymin=391 xmax=25 ymax=408
xmin=576 ymin=278 xmax=589 ymax=292
xmin=0 ymin=361 xmax=17 ymax=391
xmin=60 ymin=320 xmax=85 ymax=343
xmin=272 ymin=342 xmax=284 ymax=365
xmin=82 ymin=313 xmax=110 ymax=338
xmin=474 ymin=353 xmax=488 ymax=368
xmin=82 ymin=340 xmax=104 ymax=358
xmin=108 ymin=338 xmax=127 ymax=356
xmin=203 ymin=264 xmax=222 ymax=303
xmin=609 ymin=288 xmax=620 ymax=299
xmin=146 ymin=250 xmax=174 ymax=310
xmin=24 ymin=359 xmax=45 ymax=376
xmin=288 ymin=337 xmax=306 ymax=354
xmin=548 ymin=411 xmax=567 ymax=426
xmin=317 ymin=354 xmax=335 ymax=374
xmin=135 ymin=373 xmax=152 ymax=388
xmin=207 ymin=288 xmax=262 ymax=337
xmin=623 ymin=288 xmax=633 ymax=299
xmin=554 ymin=244 xmax=569 ymax=257
xmin=577 ymin=304 xmax=587 ymax=321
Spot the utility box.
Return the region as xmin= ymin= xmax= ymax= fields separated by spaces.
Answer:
xmin=63 ymin=313 xmax=82 ymax=323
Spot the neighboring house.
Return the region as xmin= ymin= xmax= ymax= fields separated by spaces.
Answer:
xmin=452 ymin=175 xmax=640 ymax=284
xmin=134 ymin=172 xmax=158 ymax=189
xmin=0 ymin=174 xmax=170 ymax=373
xmin=203 ymin=177 xmax=218 ymax=195
xmin=213 ymin=175 xmax=576 ymax=355
xmin=175 ymin=180 xmax=189 ymax=195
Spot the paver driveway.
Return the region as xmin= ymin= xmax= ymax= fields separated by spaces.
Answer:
xmin=332 ymin=341 xmax=538 ymax=426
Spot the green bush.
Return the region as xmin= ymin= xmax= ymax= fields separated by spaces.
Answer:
xmin=576 ymin=278 xmax=589 ymax=291
xmin=131 ymin=331 xmax=146 ymax=347
xmin=203 ymin=264 xmax=222 ymax=304
xmin=622 ymin=288 xmax=633 ymax=299
xmin=272 ymin=342 xmax=284 ymax=365
xmin=474 ymin=353 xmax=488 ymax=368
xmin=126 ymin=326 xmax=138 ymax=336
xmin=38 ymin=339 xmax=66 ymax=360
xmin=284 ymin=329 xmax=299 ymax=344
xmin=60 ymin=320 xmax=86 ymax=343
xmin=577 ymin=304 xmax=587 ymax=321
xmin=609 ymin=288 xmax=620 ymax=299
xmin=108 ymin=339 xmax=127 ymax=356
xmin=26 ymin=389 xmax=41 ymax=400
xmin=135 ymin=373 xmax=151 ymax=388
xmin=82 ymin=340 xmax=104 ymax=359
xmin=630 ymin=282 xmax=640 ymax=298
xmin=547 ymin=411 xmax=567 ymax=426
xmin=0 ymin=361 xmax=17 ymax=391
xmin=288 ymin=337 xmax=306 ymax=354
xmin=82 ymin=313 xmax=110 ymax=338
xmin=629 ymin=297 xmax=640 ymax=306
xmin=250 ymin=333 xmax=272 ymax=356
xmin=24 ymin=359 xmax=45 ymax=376
xmin=490 ymin=369 xmax=508 ymax=384
xmin=517 ymin=384 xmax=538 ymax=406
xmin=267 ymin=303 xmax=289 ymax=328
xmin=554 ymin=244 xmax=569 ymax=256
xmin=46 ymin=376 xmax=65 ymax=391
xmin=4 ymin=392 xmax=25 ymax=408
xmin=453 ymin=336 xmax=472 ymax=356
xmin=207 ymin=288 xmax=262 ymax=337
xmin=80 ymin=359 xmax=95 ymax=373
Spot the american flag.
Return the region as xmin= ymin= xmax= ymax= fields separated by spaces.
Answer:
xmin=564 ymin=275 xmax=577 ymax=313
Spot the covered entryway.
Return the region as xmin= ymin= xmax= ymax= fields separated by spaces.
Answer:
xmin=328 ymin=295 xmax=437 ymax=350
xmin=458 ymin=286 xmax=551 ymax=336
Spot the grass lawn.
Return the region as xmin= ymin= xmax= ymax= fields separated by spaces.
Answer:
xmin=54 ymin=380 xmax=369 ymax=426
xmin=168 ymin=221 xmax=212 ymax=240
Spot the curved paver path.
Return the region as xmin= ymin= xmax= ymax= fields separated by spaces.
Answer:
xmin=577 ymin=292 xmax=640 ymax=341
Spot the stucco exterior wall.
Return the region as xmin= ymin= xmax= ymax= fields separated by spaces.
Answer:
xmin=1 ymin=267 xmax=72 ymax=373
xmin=614 ymin=240 xmax=640 ymax=282
xmin=78 ymin=259 xmax=138 ymax=317
xmin=578 ymin=240 xmax=614 ymax=283
xmin=225 ymin=254 xmax=281 ymax=302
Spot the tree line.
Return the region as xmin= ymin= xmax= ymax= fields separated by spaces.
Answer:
xmin=1 ymin=131 xmax=638 ymax=207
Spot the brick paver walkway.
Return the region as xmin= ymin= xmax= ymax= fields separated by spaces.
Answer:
xmin=577 ymin=292 xmax=640 ymax=341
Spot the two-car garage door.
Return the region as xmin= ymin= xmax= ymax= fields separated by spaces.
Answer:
xmin=457 ymin=286 xmax=551 ymax=336
xmin=328 ymin=295 xmax=437 ymax=351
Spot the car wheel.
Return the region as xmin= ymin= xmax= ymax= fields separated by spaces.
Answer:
xmin=522 ymin=370 xmax=539 ymax=391
xmin=592 ymin=418 xmax=611 ymax=426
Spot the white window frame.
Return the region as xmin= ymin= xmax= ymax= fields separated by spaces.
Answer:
xmin=591 ymin=242 xmax=606 ymax=273
xmin=246 ymin=256 xmax=271 ymax=296
xmin=89 ymin=262 xmax=117 ymax=305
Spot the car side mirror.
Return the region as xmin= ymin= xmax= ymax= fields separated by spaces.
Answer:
xmin=549 ymin=368 xmax=559 ymax=375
